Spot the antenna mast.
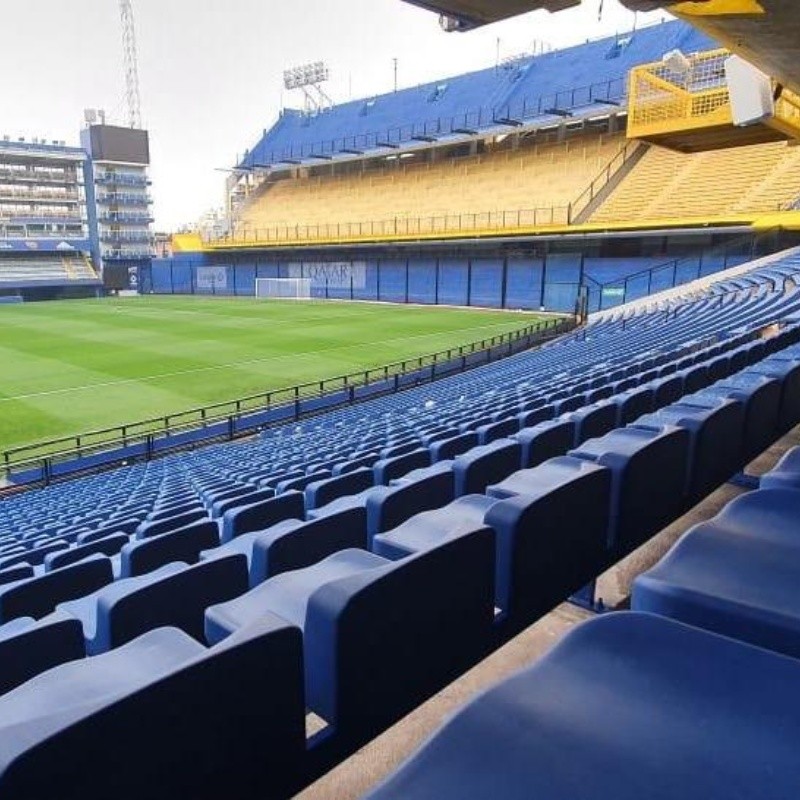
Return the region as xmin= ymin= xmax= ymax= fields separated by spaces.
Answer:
xmin=119 ymin=0 xmax=143 ymax=128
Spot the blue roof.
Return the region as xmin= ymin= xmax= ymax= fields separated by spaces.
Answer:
xmin=241 ymin=20 xmax=715 ymax=169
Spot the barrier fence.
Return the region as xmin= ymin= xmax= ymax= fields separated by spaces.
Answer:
xmin=1 ymin=316 xmax=575 ymax=489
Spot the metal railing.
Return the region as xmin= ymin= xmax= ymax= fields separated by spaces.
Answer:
xmin=589 ymin=228 xmax=786 ymax=311
xmin=570 ymin=139 xmax=643 ymax=222
xmin=1 ymin=315 xmax=576 ymax=488
xmin=213 ymin=139 xmax=648 ymax=249
xmin=242 ymin=76 xmax=628 ymax=169
xmin=219 ymin=205 xmax=573 ymax=247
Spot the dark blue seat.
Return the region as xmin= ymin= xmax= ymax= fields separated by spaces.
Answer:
xmin=59 ymin=555 xmax=248 ymax=654
xmin=0 ymin=565 xmax=35 ymax=588
xmin=366 ymin=613 xmax=800 ymax=800
xmin=249 ymin=507 xmax=369 ymax=585
xmin=207 ymin=530 xmax=494 ymax=742
xmin=681 ymin=364 xmax=710 ymax=394
xmin=693 ymin=372 xmax=781 ymax=462
xmin=0 ymin=615 xmax=305 ymax=800
xmin=476 ymin=418 xmax=518 ymax=445
xmin=0 ymin=540 xmax=69 ymax=571
xmin=614 ymin=386 xmax=654 ymax=425
xmin=516 ymin=403 xmax=554 ymax=430
xmin=633 ymin=488 xmax=800 ymax=659
xmin=453 ymin=439 xmax=522 ymax=496
xmin=373 ymin=448 xmax=431 ymax=485
xmin=276 ymin=469 xmax=331 ymax=495
xmin=120 ymin=520 xmax=220 ymax=578
xmin=569 ymin=402 xmax=618 ymax=446
xmin=213 ymin=487 xmax=276 ymax=519
xmin=634 ymin=398 xmax=745 ymax=503
xmin=332 ymin=452 xmax=378 ymax=476
xmin=77 ymin=518 xmax=141 ymax=544
xmin=305 ymin=468 xmax=374 ymax=510
xmin=372 ymin=495 xmax=496 ymax=560
xmin=429 ymin=432 xmax=478 ymax=462
xmin=44 ymin=533 xmax=129 ymax=572
xmin=483 ymin=458 xmax=610 ymax=626
xmin=366 ymin=471 xmax=455 ymax=541
xmin=514 ymin=419 xmax=576 ymax=468
xmin=0 ymin=612 xmax=85 ymax=697
xmin=761 ymin=446 xmax=800 ymax=490
xmin=570 ymin=426 xmax=690 ymax=558
xmin=650 ymin=374 xmax=684 ymax=408
xmin=135 ymin=508 xmax=208 ymax=540
xmin=221 ymin=491 xmax=305 ymax=543
xmin=0 ymin=556 xmax=114 ymax=624
xmin=749 ymin=357 xmax=800 ymax=434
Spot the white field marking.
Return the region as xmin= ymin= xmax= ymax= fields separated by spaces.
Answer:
xmin=0 ymin=320 xmax=532 ymax=404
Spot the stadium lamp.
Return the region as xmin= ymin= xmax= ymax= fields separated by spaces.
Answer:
xmin=283 ymin=62 xmax=330 ymax=91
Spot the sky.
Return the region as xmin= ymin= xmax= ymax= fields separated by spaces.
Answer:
xmin=2 ymin=0 xmax=671 ymax=231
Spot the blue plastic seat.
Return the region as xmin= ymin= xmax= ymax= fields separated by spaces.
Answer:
xmin=634 ymin=397 xmax=745 ymax=502
xmin=120 ymin=520 xmax=220 ymax=577
xmin=366 ymin=613 xmax=800 ymax=800
xmin=305 ymin=467 xmax=374 ymax=510
xmin=633 ymin=488 xmax=800 ymax=659
xmin=0 ymin=615 xmax=305 ymax=800
xmin=453 ymin=438 xmax=522 ymax=496
xmin=570 ymin=426 xmax=690 ymax=557
xmin=249 ymin=507 xmax=369 ymax=585
xmin=221 ymin=491 xmax=305 ymax=543
xmin=135 ymin=508 xmax=208 ymax=540
xmin=207 ymin=531 xmax=494 ymax=742
xmin=373 ymin=448 xmax=431 ymax=485
xmin=514 ymin=418 xmax=575 ymax=468
xmin=44 ymin=533 xmax=129 ymax=572
xmin=59 ymin=555 xmax=247 ymax=654
xmin=761 ymin=446 xmax=800 ymax=490
xmin=0 ymin=612 xmax=85 ymax=696
xmin=0 ymin=555 xmax=114 ymax=624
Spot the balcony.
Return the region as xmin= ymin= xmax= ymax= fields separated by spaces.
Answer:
xmin=95 ymin=193 xmax=152 ymax=207
xmin=95 ymin=173 xmax=150 ymax=187
xmin=100 ymin=230 xmax=153 ymax=244
xmin=97 ymin=212 xmax=153 ymax=225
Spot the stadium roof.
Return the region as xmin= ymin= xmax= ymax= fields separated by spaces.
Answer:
xmin=402 ymin=0 xmax=580 ymax=29
xmin=404 ymin=0 xmax=800 ymax=99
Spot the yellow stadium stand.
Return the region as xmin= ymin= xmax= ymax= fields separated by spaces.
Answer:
xmin=591 ymin=139 xmax=800 ymax=224
xmin=232 ymin=129 xmax=628 ymax=243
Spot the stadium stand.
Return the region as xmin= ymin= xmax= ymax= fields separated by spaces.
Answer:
xmin=236 ymin=129 xmax=626 ymax=235
xmin=0 ymin=254 xmax=98 ymax=286
xmin=239 ymin=21 xmax=711 ymax=170
xmin=0 ymin=244 xmax=799 ymax=796
xmin=591 ymin=140 xmax=800 ymax=223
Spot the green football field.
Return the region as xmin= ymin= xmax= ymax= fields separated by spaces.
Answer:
xmin=0 ymin=297 xmax=548 ymax=455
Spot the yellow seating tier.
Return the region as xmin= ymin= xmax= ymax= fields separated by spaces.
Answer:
xmin=234 ymin=132 xmax=626 ymax=237
xmin=591 ymin=140 xmax=800 ymax=224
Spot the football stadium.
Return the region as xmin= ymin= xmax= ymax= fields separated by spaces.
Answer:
xmin=2 ymin=0 xmax=800 ymax=797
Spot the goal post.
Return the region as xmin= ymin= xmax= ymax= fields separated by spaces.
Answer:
xmin=255 ymin=277 xmax=312 ymax=299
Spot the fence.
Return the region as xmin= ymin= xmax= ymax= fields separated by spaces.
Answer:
xmin=1 ymin=316 xmax=575 ymax=488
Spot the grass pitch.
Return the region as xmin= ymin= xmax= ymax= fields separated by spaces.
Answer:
xmin=0 ymin=296 xmax=548 ymax=454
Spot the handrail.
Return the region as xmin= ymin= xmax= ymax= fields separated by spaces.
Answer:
xmin=569 ymin=140 xmax=642 ymax=221
xmin=1 ymin=315 xmax=577 ymax=487
xmin=590 ymin=228 xmax=782 ymax=311
xmin=242 ymin=75 xmax=629 ymax=169
xmin=216 ymin=138 xmax=650 ymax=248
xmin=220 ymin=206 xmax=573 ymax=246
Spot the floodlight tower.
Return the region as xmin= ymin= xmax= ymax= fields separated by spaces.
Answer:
xmin=119 ymin=0 xmax=143 ymax=129
xmin=283 ymin=62 xmax=333 ymax=115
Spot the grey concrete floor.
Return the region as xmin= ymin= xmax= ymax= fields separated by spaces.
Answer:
xmin=296 ymin=426 xmax=800 ymax=800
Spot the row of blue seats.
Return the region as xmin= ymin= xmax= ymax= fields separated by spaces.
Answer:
xmin=4 ymin=250 xmax=797 ymax=540
xmin=0 ymin=330 xmax=798 ymax=797
xmin=1 ymin=325 xmax=796 ymax=647
xmin=0 ymin=312 xmax=787 ymax=567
